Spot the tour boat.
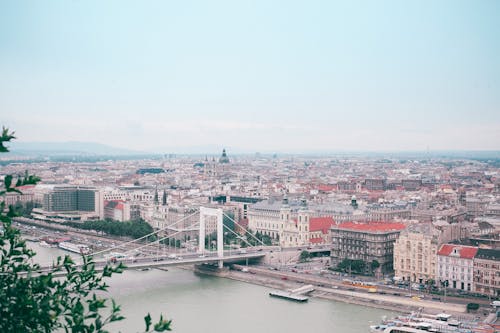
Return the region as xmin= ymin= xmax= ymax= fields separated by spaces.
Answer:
xmin=58 ymin=242 xmax=90 ymax=255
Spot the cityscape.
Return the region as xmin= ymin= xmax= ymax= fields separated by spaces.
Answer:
xmin=2 ymin=147 xmax=500 ymax=332
xmin=1 ymin=0 xmax=500 ymax=332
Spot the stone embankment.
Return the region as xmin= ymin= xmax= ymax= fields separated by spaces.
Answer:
xmin=196 ymin=264 xmax=475 ymax=319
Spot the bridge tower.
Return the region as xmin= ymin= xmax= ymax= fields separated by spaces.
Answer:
xmin=199 ymin=207 xmax=224 ymax=268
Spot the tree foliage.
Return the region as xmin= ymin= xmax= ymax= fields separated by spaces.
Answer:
xmin=336 ymin=258 xmax=366 ymax=274
xmin=65 ymin=219 xmax=155 ymax=240
xmin=7 ymin=200 xmax=40 ymax=218
xmin=0 ymin=128 xmax=172 ymax=332
xmin=299 ymin=250 xmax=311 ymax=262
xmin=370 ymin=260 xmax=380 ymax=270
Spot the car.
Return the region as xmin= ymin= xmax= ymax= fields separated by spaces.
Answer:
xmin=199 ymin=255 xmax=207 ymax=258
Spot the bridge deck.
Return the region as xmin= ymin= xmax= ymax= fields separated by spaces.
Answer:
xmin=36 ymin=252 xmax=265 ymax=276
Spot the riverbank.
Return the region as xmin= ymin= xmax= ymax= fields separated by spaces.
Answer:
xmin=193 ymin=265 xmax=481 ymax=320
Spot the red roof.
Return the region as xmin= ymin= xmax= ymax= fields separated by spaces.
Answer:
xmin=309 ymin=217 xmax=335 ymax=234
xmin=437 ymin=244 xmax=478 ymax=259
xmin=335 ymin=221 xmax=406 ymax=233
xmin=310 ymin=237 xmax=324 ymax=244
xmin=317 ymin=185 xmax=335 ymax=192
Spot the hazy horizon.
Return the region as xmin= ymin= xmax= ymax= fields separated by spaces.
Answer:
xmin=1 ymin=0 xmax=499 ymax=152
xmin=6 ymin=141 xmax=500 ymax=158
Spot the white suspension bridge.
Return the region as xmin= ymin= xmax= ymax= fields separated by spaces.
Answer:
xmin=35 ymin=207 xmax=279 ymax=274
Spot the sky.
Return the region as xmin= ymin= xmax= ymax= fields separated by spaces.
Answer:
xmin=1 ymin=0 xmax=499 ymax=153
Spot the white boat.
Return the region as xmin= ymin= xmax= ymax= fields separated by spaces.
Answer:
xmin=58 ymin=242 xmax=90 ymax=255
xmin=370 ymin=312 xmax=479 ymax=333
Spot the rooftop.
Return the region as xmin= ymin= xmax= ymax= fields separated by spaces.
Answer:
xmin=437 ymin=244 xmax=478 ymax=259
xmin=333 ymin=221 xmax=406 ymax=233
xmin=475 ymin=248 xmax=500 ymax=261
xmin=309 ymin=217 xmax=335 ymax=234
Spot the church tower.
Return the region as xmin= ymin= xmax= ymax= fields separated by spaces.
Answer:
xmin=162 ymin=190 xmax=168 ymax=206
xmin=297 ymin=197 xmax=310 ymax=246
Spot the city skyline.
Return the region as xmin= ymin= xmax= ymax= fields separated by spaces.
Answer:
xmin=1 ymin=0 xmax=499 ymax=152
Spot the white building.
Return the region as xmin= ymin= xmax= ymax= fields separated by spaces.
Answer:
xmin=436 ymin=244 xmax=478 ymax=291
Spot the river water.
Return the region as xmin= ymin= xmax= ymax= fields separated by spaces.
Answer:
xmin=30 ymin=242 xmax=394 ymax=333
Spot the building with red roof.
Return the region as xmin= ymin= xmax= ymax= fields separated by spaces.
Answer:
xmin=330 ymin=221 xmax=407 ymax=275
xmin=104 ymin=200 xmax=131 ymax=222
xmin=308 ymin=217 xmax=335 ymax=244
xmin=437 ymin=244 xmax=478 ymax=291
xmin=280 ymin=198 xmax=335 ymax=247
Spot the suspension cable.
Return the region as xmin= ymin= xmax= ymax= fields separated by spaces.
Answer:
xmin=222 ymin=212 xmax=266 ymax=246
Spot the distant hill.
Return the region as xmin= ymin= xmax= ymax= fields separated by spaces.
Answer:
xmin=7 ymin=141 xmax=147 ymax=156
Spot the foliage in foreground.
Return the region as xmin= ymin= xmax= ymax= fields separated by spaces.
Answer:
xmin=0 ymin=127 xmax=171 ymax=332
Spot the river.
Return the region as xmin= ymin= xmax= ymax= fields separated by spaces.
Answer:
xmin=29 ymin=241 xmax=394 ymax=333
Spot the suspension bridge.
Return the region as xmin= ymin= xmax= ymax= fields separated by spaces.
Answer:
xmin=35 ymin=207 xmax=277 ymax=274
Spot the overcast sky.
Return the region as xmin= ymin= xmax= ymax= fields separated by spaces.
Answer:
xmin=1 ymin=0 xmax=499 ymax=153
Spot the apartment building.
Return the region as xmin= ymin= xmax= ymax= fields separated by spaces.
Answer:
xmin=473 ymin=248 xmax=500 ymax=297
xmin=393 ymin=223 xmax=441 ymax=284
xmin=436 ymin=244 xmax=477 ymax=291
xmin=330 ymin=221 xmax=406 ymax=275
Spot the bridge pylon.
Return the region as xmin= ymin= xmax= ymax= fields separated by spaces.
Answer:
xmin=199 ymin=207 xmax=224 ymax=268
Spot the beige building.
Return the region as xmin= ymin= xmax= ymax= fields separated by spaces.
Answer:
xmin=247 ymin=199 xmax=283 ymax=239
xmin=280 ymin=202 xmax=334 ymax=248
xmin=393 ymin=223 xmax=441 ymax=284
xmin=281 ymin=204 xmax=310 ymax=247
xmin=0 ymin=185 xmax=36 ymax=206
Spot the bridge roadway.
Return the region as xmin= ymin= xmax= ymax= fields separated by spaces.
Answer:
xmin=37 ymin=251 xmax=266 ymax=276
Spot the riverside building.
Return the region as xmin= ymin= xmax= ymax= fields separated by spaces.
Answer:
xmin=330 ymin=221 xmax=406 ymax=275
xmin=473 ymin=248 xmax=500 ymax=297
xmin=393 ymin=223 xmax=441 ymax=284
xmin=31 ymin=185 xmax=103 ymax=222
xmin=436 ymin=244 xmax=478 ymax=291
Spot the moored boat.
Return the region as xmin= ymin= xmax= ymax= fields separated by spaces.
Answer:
xmin=58 ymin=241 xmax=90 ymax=255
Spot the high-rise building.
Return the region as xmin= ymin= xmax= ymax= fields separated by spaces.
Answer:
xmin=32 ymin=185 xmax=103 ymax=222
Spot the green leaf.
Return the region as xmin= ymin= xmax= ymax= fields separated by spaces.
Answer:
xmin=144 ymin=313 xmax=152 ymax=331
xmin=4 ymin=175 xmax=12 ymax=189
